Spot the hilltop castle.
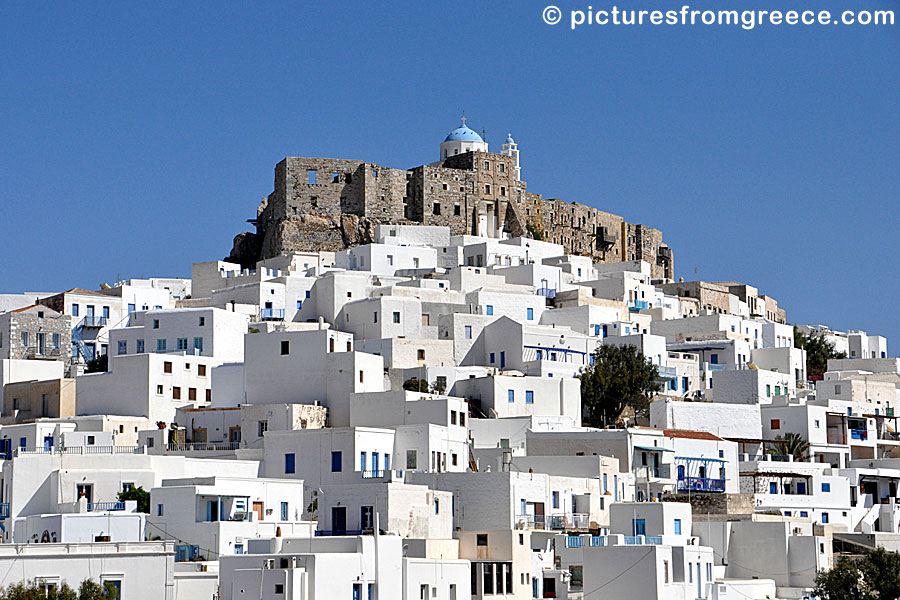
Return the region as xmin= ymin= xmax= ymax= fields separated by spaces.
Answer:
xmin=228 ymin=119 xmax=674 ymax=280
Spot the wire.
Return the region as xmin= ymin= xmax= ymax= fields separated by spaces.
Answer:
xmin=144 ymin=521 xmax=221 ymax=559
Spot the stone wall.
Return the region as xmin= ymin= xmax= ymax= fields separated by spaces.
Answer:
xmin=229 ymin=151 xmax=674 ymax=280
xmin=662 ymin=492 xmax=755 ymax=515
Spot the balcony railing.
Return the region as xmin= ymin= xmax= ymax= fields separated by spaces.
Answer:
xmin=677 ymin=477 xmax=726 ymax=493
xmin=81 ymin=315 xmax=108 ymax=327
xmin=260 ymin=308 xmax=286 ymax=321
xmin=166 ymin=442 xmax=240 ymax=452
xmin=851 ymin=429 xmax=869 ymax=441
xmin=14 ymin=445 xmax=143 ymax=457
xmin=314 ymin=529 xmax=364 ymax=537
xmin=566 ymin=535 xmax=584 ymax=548
xmin=657 ymin=365 xmax=677 ymax=379
xmin=536 ymin=287 xmax=557 ymax=298
xmin=627 ymin=300 xmax=649 ymax=311
xmin=705 ymin=363 xmax=725 ymax=372
xmin=516 ymin=513 xmax=589 ymax=531
xmin=624 ymin=535 xmax=663 ymax=545
xmin=88 ymin=501 xmax=125 ymax=512
xmin=0 ymin=502 xmax=9 ymax=520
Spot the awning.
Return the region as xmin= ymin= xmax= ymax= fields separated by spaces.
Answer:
xmin=634 ymin=445 xmax=675 ymax=453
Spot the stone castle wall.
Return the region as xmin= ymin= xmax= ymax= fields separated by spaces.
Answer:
xmin=230 ymin=151 xmax=674 ymax=280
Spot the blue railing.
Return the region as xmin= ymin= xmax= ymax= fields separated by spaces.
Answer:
xmin=362 ymin=470 xmax=387 ymax=479
xmin=705 ymin=363 xmax=725 ymax=372
xmin=261 ymin=308 xmax=285 ymax=321
xmin=566 ymin=535 xmax=584 ymax=548
xmin=536 ymin=288 xmax=557 ymax=298
xmin=88 ymin=501 xmax=125 ymax=512
xmin=0 ymin=503 xmax=9 ymax=520
xmin=627 ymin=300 xmax=649 ymax=311
xmin=590 ymin=536 xmax=606 ymax=547
xmin=851 ymin=429 xmax=868 ymax=441
xmin=677 ymin=477 xmax=726 ymax=493
xmin=624 ymin=535 xmax=663 ymax=545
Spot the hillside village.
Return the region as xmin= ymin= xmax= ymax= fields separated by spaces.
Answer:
xmin=0 ymin=124 xmax=895 ymax=600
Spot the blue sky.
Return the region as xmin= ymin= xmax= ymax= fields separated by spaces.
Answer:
xmin=2 ymin=1 xmax=898 ymax=346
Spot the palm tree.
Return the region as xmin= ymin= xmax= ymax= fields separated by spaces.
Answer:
xmin=771 ymin=432 xmax=810 ymax=462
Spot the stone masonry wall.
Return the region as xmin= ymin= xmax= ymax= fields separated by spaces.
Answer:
xmin=230 ymin=152 xmax=674 ymax=280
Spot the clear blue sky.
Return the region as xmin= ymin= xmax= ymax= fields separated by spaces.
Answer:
xmin=2 ymin=1 xmax=898 ymax=346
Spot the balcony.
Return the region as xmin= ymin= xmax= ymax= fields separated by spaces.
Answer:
xmin=516 ymin=513 xmax=589 ymax=531
xmin=851 ymin=429 xmax=869 ymax=441
xmin=315 ymin=529 xmax=365 ymax=537
xmin=81 ymin=315 xmax=108 ymax=328
xmin=677 ymin=477 xmax=726 ymax=493
xmin=536 ymin=287 xmax=557 ymax=299
xmin=627 ymin=300 xmax=649 ymax=312
xmin=165 ymin=442 xmax=240 ymax=452
xmin=704 ymin=363 xmax=725 ymax=372
xmin=88 ymin=501 xmax=125 ymax=512
xmin=657 ymin=365 xmax=677 ymax=379
xmin=260 ymin=308 xmax=285 ymax=321
xmin=624 ymin=535 xmax=663 ymax=545
xmin=0 ymin=503 xmax=9 ymax=520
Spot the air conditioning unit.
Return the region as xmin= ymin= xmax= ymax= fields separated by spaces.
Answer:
xmin=235 ymin=536 xmax=243 ymax=544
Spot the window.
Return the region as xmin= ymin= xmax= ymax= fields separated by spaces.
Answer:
xmin=526 ymin=308 xmax=533 ymax=321
xmin=433 ymin=202 xmax=441 ymax=215
xmin=800 ymin=511 xmax=809 ymax=517
xmin=117 ymin=341 xmax=127 ymax=355
xmin=281 ymin=340 xmax=290 ymax=355
xmin=258 ymin=420 xmax=267 ymax=437
xmin=280 ymin=502 xmax=288 ymax=521
xmin=157 ymin=504 xmax=164 ymax=516
xmin=193 ymin=337 xmax=203 ymax=352
xmin=464 ymin=325 xmax=472 ymax=339
xmin=407 ymin=449 xmax=417 ymax=469
xmin=821 ymin=512 xmax=829 ymax=524
xmin=775 ymin=385 xmax=782 ymax=396
xmin=177 ymin=337 xmax=188 ymax=350
xmin=285 ymin=453 xmax=295 ymax=474
xmin=156 ymin=385 xmax=163 ymax=395
xmin=198 ymin=364 xmax=207 ymax=376
xmin=152 ymin=319 xmax=160 ymax=329
xmin=361 ymin=505 xmax=374 ymax=530
xmin=359 ymin=370 xmax=364 ymax=383
xmin=136 ymin=339 xmax=144 ymax=353
xmin=490 ymin=353 xmax=495 ymax=363
xmin=663 ymin=560 xmax=669 ymax=583
xmin=188 ymin=388 xmax=197 ymax=401
xmin=771 ymin=419 xmax=780 ymax=430
xmin=417 ymin=349 xmax=425 ymax=360
xmin=526 ymin=390 xmax=534 ymax=404
xmin=486 ymin=305 xmax=494 ymax=316
xmin=172 ymin=387 xmax=181 ymax=400
xmin=709 ymin=353 xmax=718 ymax=364
xmin=392 ymin=311 xmax=400 ymax=324
xmin=477 ymin=534 xmax=488 ymax=546
xmin=674 ymin=519 xmax=682 ymax=535
xmin=360 ymin=452 xmax=367 ymax=471
xmin=766 ymin=384 xmax=771 ymax=397
xmin=72 ymin=303 xmax=79 ymax=317
xmin=52 ymin=333 xmax=60 ymax=349
xmin=822 ymin=482 xmax=831 ymax=493
xmin=20 ymin=331 xmax=29 ymax=347
xmin=163 ymin=361 xmax=172 ymax=373
xmin=157 ymin=339 xmax=167 ymax=352
xmin=552 ymin=491 xmax=560 ymax=508
xmin=331 ymin=451 xmax=342 ymax=472
xmin=508 ymin=389 xmax=515 ymax=403
xmin=454 ymin=204 xmax=461 ymax=216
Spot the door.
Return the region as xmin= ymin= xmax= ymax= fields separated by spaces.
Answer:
xmin=332 ymin=506 xmax=347 ymax=534
xmin=252 ymin=501 xmax=264 ymax=522
xmin=633 ymin=518 xmax=646 ymax=536
xmin=697 ymin=563 xmax=702 ymax=598
xmin=677 ymin=465 xmax=685 ymax=481
xmin=534 ymin=502 xmax=545 ymax=529
xmin=37 ymin=333 xmax=45 ymax=355
xmin=43 ymin=436 xmax=54 ymax=452
xmin=372 ymin=452 xmax=379 ymax=476
xmin=207 ymin=500 xmax=218 ymax=522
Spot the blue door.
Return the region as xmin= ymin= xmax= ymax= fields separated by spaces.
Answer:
xmin=677 ymin=465 xmax=685 ymax=481
xmin=372 ymin=452 xmax=379 ymax=476
xmin=332 ymin=506 xmax=347 ymax=534
xmin=43 ymin=436 xmax=53 ymax=451
xmin=352 ymin=583 xmax=362 ymax=600
xmin=633 ymin=518 xmax=646 ymax=536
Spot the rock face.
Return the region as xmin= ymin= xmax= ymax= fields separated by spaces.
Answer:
xmin=228 ymin=153 xmax=674 ymax=280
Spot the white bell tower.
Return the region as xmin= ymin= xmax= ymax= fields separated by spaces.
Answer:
xmin=501 ymin=133 xmax=520 ymax=181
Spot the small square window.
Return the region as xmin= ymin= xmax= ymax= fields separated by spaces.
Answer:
xmin=392 ymin=312 xmax=400 ymax=324
xmin=281 ymin=340 xmax=290 ymax=355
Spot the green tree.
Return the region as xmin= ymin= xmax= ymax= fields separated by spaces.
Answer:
xmin=76 ymin=579 xmax=118 ymax=600
xmin=771 ymin=432 xmax=810 ymax=462
xmin=0 ymin=581 xmax=82 ymax=600
xmin=579 ymin=344 xmax=660 ymax=427
xmin=402 ymin=378 xmax=429 ymax=392
xmin=795 ymin=326 xmax=846 ymax=382
xmin=84 ymin=354 xmax=108 ymax=374
xmin=814 ymin=556 xmax=871 ymax=600
xmin=861 ymin=547 xmax=900 ymax=599
xmin=117 ymin=485 xmax=150 ymax=514
xmin=814 ymin=548 xmax=900 ymax=600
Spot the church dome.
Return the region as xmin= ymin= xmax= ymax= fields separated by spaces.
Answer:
xmin=444 ymin=120 xmax=484 ymax=143
xmin=505 ymin=133 xmax=516 ymax=144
